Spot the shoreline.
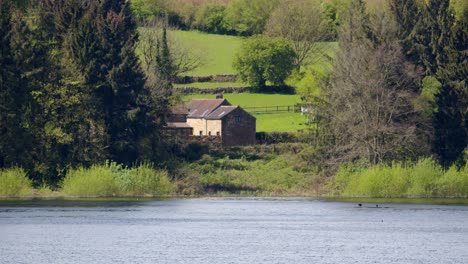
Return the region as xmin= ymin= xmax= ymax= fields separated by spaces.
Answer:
xmin=2 ymin=195 xmax=468 ymax=206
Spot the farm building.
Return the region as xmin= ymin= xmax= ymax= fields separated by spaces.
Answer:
xmin=185 ymin=98 xmax=256 ymax=146
xmin=165 ymin=105 xmax=193 ymax=138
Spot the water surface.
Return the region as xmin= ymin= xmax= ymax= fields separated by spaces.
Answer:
xmin=1 ymin=198 xmax=468 ymax=264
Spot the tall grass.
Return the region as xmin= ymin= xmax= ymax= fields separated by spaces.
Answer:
xmin=329 ymin=158 xmax=468 ymax=198
xmin=0 ymin=168 xmax=32 ymax=197
xmin=61 ymin=162 xmax=174 ymax=197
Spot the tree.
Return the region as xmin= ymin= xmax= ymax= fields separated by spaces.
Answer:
xmin=389 ymin=0 xmax=421 ymax=64
xmin=193 ymin=4 xmax=228 ymax=34
xmin=320 ymin=0 xmax=430 ymax=165
xmin=138 ymin=24 xmax=202 ymax=83
xmin=0 ymin=1 xmax=26 ymax=168
xmin=224 ymin=0 xmax=280 ymax=36
xmin=431 ymin=3 xmax=468 ymax=166
xmin=233 ymin=35 xmax=296 ymax=89
xmin=264 ymin=0 xmax=326 ymax=67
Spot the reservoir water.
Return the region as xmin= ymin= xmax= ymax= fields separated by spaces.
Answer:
xmin=1 ymin=198 xmax=468 ymax=264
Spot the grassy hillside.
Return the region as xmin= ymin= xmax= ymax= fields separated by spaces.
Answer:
xmin=172 ymin=30 xmax=244 ymax=76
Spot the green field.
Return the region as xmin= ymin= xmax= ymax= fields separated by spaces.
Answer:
xmin=174 ymin=82 xmax=247 ymax=89
xmin=183 ymin=93 xmax=307 ymax=132
xmin=172 ymin=30 xmax=244 ymax=76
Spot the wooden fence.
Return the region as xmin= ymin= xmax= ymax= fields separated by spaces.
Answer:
xmin=243 ymin=105 xmax=301 ymax=114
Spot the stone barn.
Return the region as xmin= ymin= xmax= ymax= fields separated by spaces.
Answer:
xmin=165 ymin=104 xmax=193 ymax=139
xmin=186 ymin=99 xmax=256 ymax=146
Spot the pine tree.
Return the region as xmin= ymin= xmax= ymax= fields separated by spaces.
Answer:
xmin=389 ymin=0 xmax=421 ymax=65
xmin=0 ymin=0 xmax=21 ymax=167
xmin=432 ymin=6 xmax=468 ymax=166
xmin=97 ymin=0 xmax=149 ymax=164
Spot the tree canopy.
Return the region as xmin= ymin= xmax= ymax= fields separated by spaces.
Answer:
xmin=233 ymin=35 xmax=296 ymax=90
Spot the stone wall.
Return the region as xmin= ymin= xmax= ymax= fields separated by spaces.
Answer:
xmin=221 ymin=108 xmax=256 ymax=146
xmin=187 ymin=118 xmax=206 ymax=136
xmin=206 ymin=120 xmax=222 ymax=137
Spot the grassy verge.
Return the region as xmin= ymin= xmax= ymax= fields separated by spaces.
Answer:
xmin=329 ymin=158 xmax=468 ymax=198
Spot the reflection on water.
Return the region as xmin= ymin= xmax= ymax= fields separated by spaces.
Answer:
xmin=1 ymin=198 xmax=468 ymax=264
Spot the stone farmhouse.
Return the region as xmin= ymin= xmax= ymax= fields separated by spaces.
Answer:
xmin=166 ymin=98 xmax=256 ymax=146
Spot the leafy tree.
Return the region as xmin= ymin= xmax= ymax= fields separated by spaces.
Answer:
xmin=264 ymin=0 xmax=326 ymax=67
xmin=224 ymin=0 xmax=280 ymax=36
xmin=193 ymin=4 xmax=228 ymax=34
xmin=233 ymin=35 xmax=296 ymax=89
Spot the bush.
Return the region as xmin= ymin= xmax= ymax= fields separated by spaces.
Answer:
xmin=0 ymin=168 xmax=32 ymax=197
xmin=61 ymin=162 xmax=174 ymax=197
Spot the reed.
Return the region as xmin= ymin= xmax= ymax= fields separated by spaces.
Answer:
xmin=61 ymin=162 xmax=174 ymax=197
xmin=330 ymin=158 xmax=468 ymax=198
xmin=0 ymin=168 xmax=32 ymax=197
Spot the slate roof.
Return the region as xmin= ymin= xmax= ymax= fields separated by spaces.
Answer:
xmin=205 ymin=106 xmax=238 ymax=120
xmin=187 ymin=99 xmax=230 ymax=118
xmin=171 ymin=103 xmax=189 ymax=115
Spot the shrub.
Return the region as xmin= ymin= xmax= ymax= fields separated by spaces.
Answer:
xmin=0 ymin=168 xmax=32 ymax=197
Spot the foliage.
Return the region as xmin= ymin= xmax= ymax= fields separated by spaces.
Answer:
xmin=264 ymin=0 xmax=327 ymax=67
xmin=391 ymin=0 xmax=467 ymax=166
xmin=61 ymin=162 xmax=174 ymax=197
xmin=224 ymin=0 xmax=279 ymax=36
xmin=329 ymin=158 xmax=468 ymax=198
xmin=0 ymin=0 xmax=171 ymax=183
xmin=192 ymin=4 xmax=229 ymax=34
xmin=0 ymin=168 xmax=32 ymax=197
xmin=233 ymin=35 xmax=296 ymax=89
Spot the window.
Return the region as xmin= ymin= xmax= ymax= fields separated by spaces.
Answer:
xmin=235 ymin=116 xmax=242 ymax=123
xmin=199 ymin=131 xmax=203 ymax=136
